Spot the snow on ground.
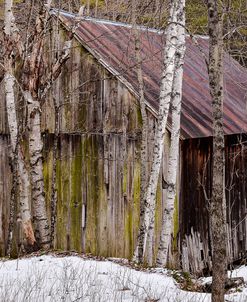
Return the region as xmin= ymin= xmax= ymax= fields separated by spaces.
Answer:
xmin=0 ymin=255 xmax=246 ymax=302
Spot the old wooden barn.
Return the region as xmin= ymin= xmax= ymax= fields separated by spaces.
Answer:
xmin=1 ymin=9 xmax=247 ymax=274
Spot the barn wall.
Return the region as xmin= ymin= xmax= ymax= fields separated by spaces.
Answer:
xmin=180 ymin=135 xmax=247 ymax=274
xmin=225 ymin=135 xmax=247 ymax=262
xmin=0 ymin=28 xmax=174 ymax=259
xmin=0 ymin=135 xmax=11 ymax=255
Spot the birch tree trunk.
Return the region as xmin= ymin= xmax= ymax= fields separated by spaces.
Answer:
xmin=207 ymin=1 xmax=227 ymax=301
xmin=25 ymin=5 xmax=72 ymax=248
xmin=4 ymin=0 xmax=72 ymax=251
xmin=25 ymin=92 xmax=51 ymax=248
xmin=20 ymin=7 xmax=51 ymax=249
xmin=4 ymin=0 xmax=35 ymax=252
xmin=133 ymin=0 xmax=178 ymax=265
xmin=23 ymin=2 xmax=71 ymax=248
xmin=156 ymin=0 xmax=186 ymax=267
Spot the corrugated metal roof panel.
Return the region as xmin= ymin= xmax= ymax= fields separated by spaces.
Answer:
xmin=56 ymin=11 xmax=247 ymax=139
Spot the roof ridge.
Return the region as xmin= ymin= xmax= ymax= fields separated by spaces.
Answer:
xmin=51 ymin=8 xmax=208 ymax=39
xmin=51 ymin=8 xmax=163 ymax=33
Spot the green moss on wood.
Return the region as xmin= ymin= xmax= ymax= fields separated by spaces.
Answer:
xmin=97 ymin=172 xmax=108 ymax=257
xmin=70 ymin=139 xmax=83 ymax=251
xmin=43 ymin=150 xmax=53 ymax=205
xmin=124 ymin=209 xmax=133 ymax=257
xmin=83 ymin=135 xmax=99 ymax=254
xmin=124 ymin=160 xmax=141 ymax=258
xmin=133 ymin=162 xmax=141 ymax=215
xmin=55 ymin=156 xmax=62 ymax=248
xmin=55 ymin=150 xmax=70 ymax=250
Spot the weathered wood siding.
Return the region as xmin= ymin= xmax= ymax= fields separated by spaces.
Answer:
xmin=225 ymin=135 xmax=247 ymax=262
xmin=180 ymin=135 xmax=247 ymax=274
xmin=42 ymin=32 xmax=166 ymax=257
xmin=0 ymin=135 xmax=11 ymax=255
xmin=0 ymin=28 xmax=173 ymax=259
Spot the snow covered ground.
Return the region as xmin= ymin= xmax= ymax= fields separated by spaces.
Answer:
xmin=0 ymin=255 xmax=247 ymax=302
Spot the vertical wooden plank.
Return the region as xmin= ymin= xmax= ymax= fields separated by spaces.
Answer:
xmin=97 ymin=135 xmax=108 ymax=256
xmin=81 ymin=135 xmax=87 ymax=252
xmin=0 ymin=137 xmax=7 ymax=254
xmin=0 ymin=83 xmax=7 ymax=134
xmin=56 ymin=135 xmax=70 ymax=250
xmin=68 ymin=135 xmax=83 ymax=252
xmin=84 ymin=135 xmax=98 ymax=254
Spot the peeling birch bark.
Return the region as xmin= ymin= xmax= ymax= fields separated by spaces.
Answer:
xmin=4 ymin=74 xmax=18 ymax=151
xmin=4 ymin=3 xmax=17 ymax=250
xmin=4 ymin=0 xmax=35 ymax=252
xmin=156 ymin=0 xmax=186 ymax=266
xmin=23 ymin=6 xmax=72 ymax=249
xmin=19 ymin=2 xmax=50 ymax=250
xmin=133 ymin=0 xmax=179 ymax=265
xmin=18 ymin=145 xmax=36 ymax=247
xmin=4 ymin=0 xmax=73 ymax=252
xmin=5 ymin=75 xmax=36 ymax=251
xmin=25 ymin=91 xmax=50 ymax=248
xmin=6 ymin=147 xmax=18 ymax=256
xmin=4 ymin=73 xmax=18 ymax=256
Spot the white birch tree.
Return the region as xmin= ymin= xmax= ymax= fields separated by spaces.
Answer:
xmin=4 ymin=0 xmax=36 ymax=252
xmin=21 ymin=3 xmax=73 ymax=248
xmin=3 ymin=0 xmax=73 ymax=251
xmin=21 ymin=4 xmax=51 ymax=249
xmin=133 ymin=0 xmax=180 ymax=265
xmin=156 ymin=0 xmax=186 ymax=267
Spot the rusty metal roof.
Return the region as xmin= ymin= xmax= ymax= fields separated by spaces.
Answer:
xmin=55 ymin=10 xmax=247 ymax=139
